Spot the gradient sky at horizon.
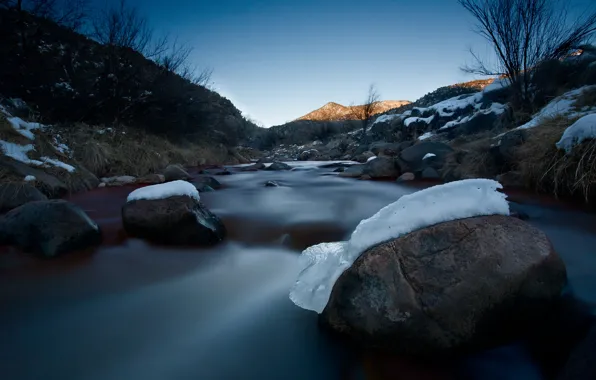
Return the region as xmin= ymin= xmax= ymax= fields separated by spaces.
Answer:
xmin=101 ymin=0 xmax=594 ymax=127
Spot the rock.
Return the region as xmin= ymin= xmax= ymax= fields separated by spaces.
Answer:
xmin=498 ymin=130 xmax=527 ymax=164
xmin=400 ymin=142 xmax=453 ymax=173
xmin=122 ymin=195 xmax=226 ymax=246
xmin=0 ymin=157 xmax=67 ymax=197
xmin=98 ymin=182 xmax=106 ymax=188
xmin=298 ymin=149 xmax=320 ymax=161
xmin=194 ymin=176 xmax=221 ymax=190
xmin=497 ymin=171 xmax=525 ymax=188
xmin=240 ymin=162 xmax=266 ymax=171
xmin=0 ymin=200 xmax=101 ymax=257
xmin=163 ymin=164 xmax=191 ymax=182
xmin=369 ymin=142 xmax=402 ymax=157
xmin=137 ymin=173 xmax=165 ymax=184
xmin=69 ymin=165 xmax=101 ymax=193
xmin=0 ymin=183 xmax=48 ymax=213
xmin=333 ymin=167 xmax=345 ymax=173
xmin=421 ymin=167 xmax=440 ymax=179
xmin=214 ymin=169 xmax=232 ymax=175
xmin=101 ymin=175 xmax=136 ymax=186
xmin=397 ymin=172 xmax=415 ymax=182
xmin=264 ymin=181 xmax=279 ymax=187
xmin=265 ymin=162 xmax=292 ymax=171
xmin=322 ymin=215 xmax=566 ymax=355
xmin=360 ymin=175 xmax=372 ymax=180
xmin=363 ymin=156 xmax=400 ymax=179
xmin=194 ymin=182 xmax=214 ymax=192
xmin=338 ymin=165 xmax=365 ymax=178
xmin=356 ymin=151 xmax=376 ymax=163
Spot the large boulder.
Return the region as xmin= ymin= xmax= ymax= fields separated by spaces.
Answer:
xmin=363 ymin=157 xmax=400 ymax=179
xmin=322 ymin=215 xmax=566 ymax=354
xmin=240 ymin=162 xmax=266 ymax=171
xmin=400 ymin=141 xmax=453 ymax=173
xmin=122 ymin=195 xmax=226 ymax=246
xmin=0 ymin=183 xmax=47 ymax=213
xmin=0 ymin=157 xmax=67 ymax=197
xmin=137 ymin=173 xmax=165 ymax=185
xmin=369 ymin=142 xmax=402 ymax=157
xmin=265 ymin=162 xmax=292 ymax=171
xmin=355 ymin=151 xmax=376 ymax=163
xmin=298 ymin=149 xmax=320 ymax=161
xmin=163 ymin=164 xmax=191 ymax=182
xmin=0 ymin=200 xmax=102 ymax=257
xmin=193 ymin=176 xmax=222 ymax=190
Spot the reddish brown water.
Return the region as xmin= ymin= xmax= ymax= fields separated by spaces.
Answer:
xmin=1 ymin=162 xmax=595 ymax=380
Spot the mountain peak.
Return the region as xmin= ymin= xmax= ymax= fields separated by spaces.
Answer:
xmin=297 ymin=100 xmax=410 ymax=122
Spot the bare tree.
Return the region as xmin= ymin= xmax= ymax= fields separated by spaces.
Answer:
xmin=0 ymin=0 xmax=89 ymax=30
xmin=459 ymin=0 xmax=596 ymax=108
xmin=351 ymin=84 xmax=380 ymax=139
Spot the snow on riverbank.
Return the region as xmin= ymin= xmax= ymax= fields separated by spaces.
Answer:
xmin=556 ymin=114 xmax=596 ymax=153
xmin=290 ymin=179 xmax=510 ymax=313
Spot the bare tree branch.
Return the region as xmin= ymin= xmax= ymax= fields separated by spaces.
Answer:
xmin=350 ymin=84 xmax=380 ymax=139
xmin=459 ymin=0 xmax=596 ymax=108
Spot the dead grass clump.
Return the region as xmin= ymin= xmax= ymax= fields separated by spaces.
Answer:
xmin=441 ymin=136 xmax=500 ymax=181
xmin=573 ymin=87 xmax=596 ymax=110
xmin=514 ymin=115 xmax=596 ymax=201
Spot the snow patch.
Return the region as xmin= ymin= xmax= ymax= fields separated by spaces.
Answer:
xmin=366 ymin=156 xmax=377 ymax=162
xmin=418 ymin=131 xmax=434 ymax=140
xmin=41 ymin=157 xmax=76 ymax=172
xmin=556 ymin=114 xmax=596 ymax=153
xmin=422 ymin=153 xmax=436 ymax=160
xmin=127 ymin=180 xmax=200 ymax=202
xmin=289 ymin=179 xmax=510 ymax=313
xmin=404 ymin=115 xmax=435 ymax=127
xmin=7 ymin=117 xmax=44 ymax=140
xmin=24 ymin=175 xmax=36 ymax=182
xmin=372 ymin=114 xmax=400 ymax=126
xmin=0 ymin=141 xmax=41 ymax=165
xmin=483 ymin=77 xmax=510 ymax=93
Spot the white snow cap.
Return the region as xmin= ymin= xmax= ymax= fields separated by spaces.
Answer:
xmin=127 ymin=180 xmax=200 ymax=202
xmin=24 ymin=175 xmax=36 ymax=182
xmin=366 ymin=156 xmax=377 ymax=162
xmin=289 ymin=179 xmax=510 ymax=313
xmin=556 ymin=114 xmax=596 ymax=153
xmin=422 ymin=153 xmax=436 ymax=160
xmin=418 ymin=131 xmax=434 ymax=140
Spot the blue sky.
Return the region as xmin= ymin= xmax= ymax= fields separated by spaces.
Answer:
xmin=113 ymin=0 xmax=593 ymax=127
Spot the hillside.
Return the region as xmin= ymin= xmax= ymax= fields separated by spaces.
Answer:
xmin=296 ymin=100 xmax=410 ymax=121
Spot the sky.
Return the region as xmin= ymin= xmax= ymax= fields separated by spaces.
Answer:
xmin=105 ymin=0 xmax=593 ymax=127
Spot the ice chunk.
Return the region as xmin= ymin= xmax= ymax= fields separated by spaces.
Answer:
xmin=127 ymin=180 xmax=200 ymax=202
xmin=422 ymin=153 xmax=436 ymax=160
xmin=289 ymin=179 xmax=510 ymax=313
xmin=556 ymin=114 xmax=596 ymax=153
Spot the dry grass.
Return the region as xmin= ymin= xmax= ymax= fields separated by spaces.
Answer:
xmin=441 ymin=130 xmax=503 ymax=181
xmin=573 ymin=87 xmax=596 ymax=110
xmin=514 ymin=115 xmax=596 ymax=202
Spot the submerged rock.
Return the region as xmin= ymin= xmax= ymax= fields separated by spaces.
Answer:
xmin=0 ymin=183 xmax=47 ymax=213
xmin=363 ymin=156 xmax=400 ymax=179
xmin=321 ymin=215 xmax=566 ymax=355
xmin=194 ymin=176 xmax=222 ymax=190
xmin=265 ymin=162 xmax=292 ymax=171
xmin=264 ymin=181 xmax=279 ymax=187
xmin=0 ymin=200 xmax=101 ymax=257
xmin=122 ymin=195 xmax=226 ymax=246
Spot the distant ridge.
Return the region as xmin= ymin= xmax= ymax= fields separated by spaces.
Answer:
xmin=296 ymin=100 xmax=411 ymax=121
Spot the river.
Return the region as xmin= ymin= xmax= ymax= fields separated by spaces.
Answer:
xmin=1 ymin=162 xmax=595 ymax=380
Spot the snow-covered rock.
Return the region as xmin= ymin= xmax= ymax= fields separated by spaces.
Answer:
xmin=366 ymin=156 xmax=377 ymax=162
xmin=483 ymin=77 xmax=510 ymax=94
xmin=556 ymin=114 xmax=596 ymax=153
xmin=422 ymin=153 xmax=436 ymax=160
xmin=290 ymin=179 xmax=510 ymax=313
xmin=127 ymin=180 xmax=200 ymax=202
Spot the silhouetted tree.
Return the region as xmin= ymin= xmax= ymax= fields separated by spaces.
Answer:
xmin=459 ymin=0 xmax=596 ymax=109
xmin=351 ymin=84 xmax=380 ymax=139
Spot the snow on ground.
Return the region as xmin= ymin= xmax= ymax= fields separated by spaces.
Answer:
xmin=40 ymin=157 xmax=76 ymax=172
xmin=439 ymin=102 xmax=507 ymax=131
xmin=366 ymin=156 xmax=377 ymax=162
xmin=422 ymin=153 xmax=436 ymax=160
xmin=372 ymin=114 xmax=401 ymax=126
xmin=418 ymin=131 xmax=434 ymax=140
xmin=556 ymin=114 xmax=596 ymax=153
xmin=417 ymin=92 xmax=483 ymax=117
xmin=0 ymin=141 xmax=42 ymax=165
xmin=483 ymin=77 xmax=510 ymax=93
xmin=404 ymin=115 xmax=435 ymax=127
xmin=7 ymin=117 xmax=44 ymax=140
xmin=24 ymin=175 xmax=36 ymax=182
xmin=127 ymin=180 xmax=200 ymax=202
xmin=290 ymin=179 xmax=510 ymax=313
xmin=513 ymin=85 xmax=596 ymax=132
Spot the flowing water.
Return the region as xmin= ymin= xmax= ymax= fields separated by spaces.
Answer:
xmin=1 ymin=162 xmax=595 ymax=380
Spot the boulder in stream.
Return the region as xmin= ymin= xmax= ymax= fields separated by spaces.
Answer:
xmin=265 ymin=162 xmax=292 ymax=171
xmin=0 ymin=183 xmax=48 ymax=213
xmin=0 ymin=200 xmax=102 ymax=257
xmin=163 ymin=164 xmax=191 ymax=182
xmin=321 ymin=215 xmax=566 ymax=354
xmin=122 ymin=181 xmax=226 ymax=246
